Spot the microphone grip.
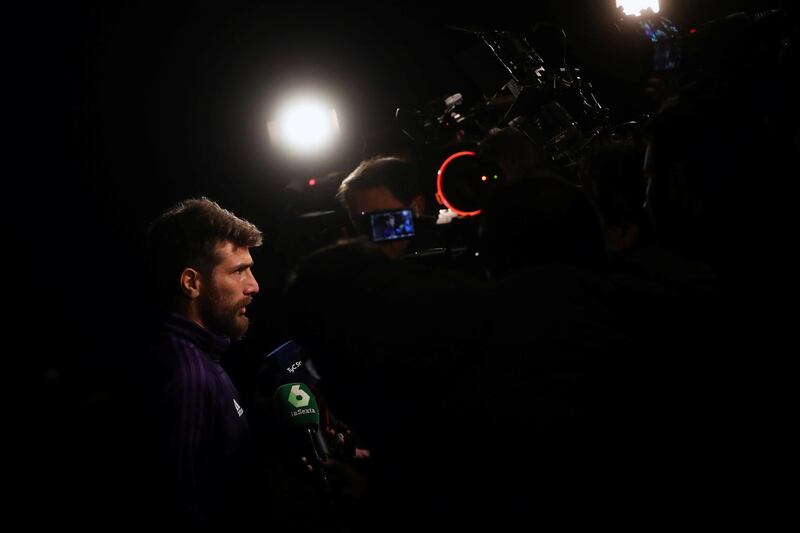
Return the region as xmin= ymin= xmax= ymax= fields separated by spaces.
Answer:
xmin=313 ymin=426 xmax=331 ymax=459
xmin=305 ymin=427 xmax=331 ymax=493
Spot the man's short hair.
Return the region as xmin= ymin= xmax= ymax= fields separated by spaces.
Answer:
xmin=336 ymin=156 xmax=421 ymax=210
xmin=146 ymin=197 xmax=262 ymax=299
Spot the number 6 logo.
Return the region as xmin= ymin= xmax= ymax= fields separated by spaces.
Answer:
xmin=288 ymin=384 xmax=310 ymax=408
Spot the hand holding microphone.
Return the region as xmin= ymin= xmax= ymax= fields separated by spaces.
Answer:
xmin=273 ymin=382 xmax=331 ymax=489
xmin=274 ymin=382 xmax=367 ymax=501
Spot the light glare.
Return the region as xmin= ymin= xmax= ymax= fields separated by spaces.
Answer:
xmin=270 ymin=95 xmax=339 ymax=155
xmin=616 ymin=0 xmax=660 ymax=16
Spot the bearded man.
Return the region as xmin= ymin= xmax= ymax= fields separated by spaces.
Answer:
xmin=144 ymin=197 xmax=263 ymax=527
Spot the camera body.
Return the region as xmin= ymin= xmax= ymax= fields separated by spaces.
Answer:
xmin=398 ymin=28 xmax=609 ymax=161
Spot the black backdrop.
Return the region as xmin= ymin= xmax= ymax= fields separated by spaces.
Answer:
xmin=16 ymin=0 xmax=789 ymax=527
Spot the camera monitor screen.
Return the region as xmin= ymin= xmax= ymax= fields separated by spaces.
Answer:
xmin=366 ymin=209 xmax=416 ymax=242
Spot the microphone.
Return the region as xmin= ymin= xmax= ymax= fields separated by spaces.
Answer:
xmin=265 ymin=340 xmax=321 ymax=386
xmin=273 ymin=382 xmax=331 ymax=491
xmin=267 ymin=342 xmax=332 ymax=456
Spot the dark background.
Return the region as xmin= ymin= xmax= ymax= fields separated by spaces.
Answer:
xmin=18 ymin=0 xmax=790 ymax=526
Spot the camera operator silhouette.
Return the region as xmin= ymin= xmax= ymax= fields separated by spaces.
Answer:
xmin=337 ymin=156 xmax=426 ymax=259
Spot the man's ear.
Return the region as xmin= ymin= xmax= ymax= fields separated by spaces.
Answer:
xmin=410 ymin=195 xmax=426 ymax=217
xmin=179 ymin=267 xmax=202 ymax=299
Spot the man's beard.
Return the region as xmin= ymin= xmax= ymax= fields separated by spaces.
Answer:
xmin=200 ymin=292 xmax=253 ymax=340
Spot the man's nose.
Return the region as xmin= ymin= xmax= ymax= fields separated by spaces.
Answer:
xmin=245 ymin=270 xmax=259 ymax=295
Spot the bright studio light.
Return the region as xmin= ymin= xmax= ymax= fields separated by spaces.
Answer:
xmin=269 ymin=95 xmax=339 ymax=155
xmin=616 ymin=0 xmax=660 ymax=17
